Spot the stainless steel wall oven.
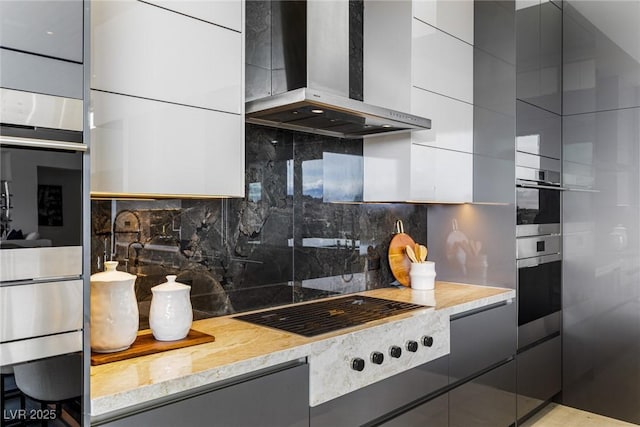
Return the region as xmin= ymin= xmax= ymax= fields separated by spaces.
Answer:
xmin=0 ymin=88 xmax=85 ymax=366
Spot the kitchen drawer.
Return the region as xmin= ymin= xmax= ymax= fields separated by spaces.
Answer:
xmin=91 ymin=0 xmax=242 ymax=114
xmin=0 ymin=279 xmax=83 ymax=342
xmin=143 ymin=0 xmax=242 ymax=32
xmin=0 ymin=0 xmax=83 ymax=63
xmin=379 ymin=393 xmax=448 ymax=427
xmin=450 ymin=300 xmax=516 ymax=383
xmin=410 ymin=87 xmax=473 ymax=153
xmin=412 ymin=18 xmax=473 ymax=104
xmin=450 ymin=360 xmax=516 ymax=427
xmin=0 ymin=48 xmax=83 ymax=99
xmin=97 ymin=363 xmax=309 ymax=427
xmin=310 ymin=356 xmax=448 ymax=427
xmin=517 ymin=335 xmax=561 ymax=420
xmin=90 ymin=90 xmax=244 ymax=198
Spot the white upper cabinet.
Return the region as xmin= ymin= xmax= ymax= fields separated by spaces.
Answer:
xmin=143 ymin=0 xmax=242 ymax=31
xmin=412 ymin=18 xmax=473 ymax=104
xmin=91 ymin=0 xmax=242 ymax=114
xmin=410 ymin=87 xmax=473 ymax=153
xmin=90 ymin=0 xmax=245 ymax=198
xmin=90 ymin=91 xmax=243 ymax=198
xmin=413 ymin=0 xmax=474 ymax=45
xmin=364 ymin=135 xmax=473 ymax=203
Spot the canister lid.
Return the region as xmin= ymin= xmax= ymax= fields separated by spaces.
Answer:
xmin=90 ymin=261 xmax=136 ymax=282
xmin=151 ymin=275 xmax=190 ymax=292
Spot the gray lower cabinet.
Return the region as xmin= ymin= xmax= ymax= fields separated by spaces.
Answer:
xmin=310 ymin=356 xmax=448 ymax=427
xmin=517 ymin=335 xmax=562 ymax=421
xmin=97 ymin=363 xmax=309 ymax=427
xmin=450 ymin=360 xmax=516 ymax=427
xmin=378 ymin=393 xmax=448 ymax=427
xmin=450 ymin=300 xmax=517 ymax=383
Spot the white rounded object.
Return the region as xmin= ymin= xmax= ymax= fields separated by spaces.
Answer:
xmin=90 ymin=261 xmax=139 ymax=352
xmin=149 ymin=275 xmax=192 ymax=341
xmin=409 ymin=261 xmax=436 ymax=291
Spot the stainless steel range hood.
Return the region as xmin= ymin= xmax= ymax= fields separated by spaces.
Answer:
xmin=245 ymin=0 xmax=431 ymax=139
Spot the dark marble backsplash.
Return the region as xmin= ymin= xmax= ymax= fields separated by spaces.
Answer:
xmin=91 ymin=124 xmax=428 ymax=326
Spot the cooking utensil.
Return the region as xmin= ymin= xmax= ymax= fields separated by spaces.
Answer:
xmin=418 ymin=245 xmax=428 ymax=262
xmin=405 ymin=245 xmax=419 ymax=263
xmin=388 ymin=220 xmax=416 ymax=286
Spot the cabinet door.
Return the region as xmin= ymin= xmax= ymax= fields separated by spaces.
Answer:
xmin=310 ymin=356 xmax=448 ymax=427
xmin=450 ymin=361 xmax=517 ymax=427
xmin=411 ymin=145 xmax=473 ymax=203
xmin=379 ymin=393 xmax=448 ymax=427
xmin=450 ymin=301 xmax=516 ymax=383
xmin=538 ymin=1 xmax=562 ymax=114
xmin=0 ymin=0 xmax=83 ymax=62
xmin=100 ymin=364 xmax=309 ymax=427
xmin=0 ymin=49 xmax=83 ymax=99
xmin=411 ymin=87 xmax=473 ymax=153
xmin=90 ymin=91 xmax=244 ymax=198
xmin=412 ymin=18 xmax=473 ymax=104
xmin=516 ymin=0 xmax=540 ymax=104
xmin=91 ymin=0 xmax=242 ymax=114
xmin=517 ymin=335 xmax=561 ymax=420
xmin=517 ymin=100 xmax=561 ymax=159
xmin=144 ymin=0 xmax=242 ymax=32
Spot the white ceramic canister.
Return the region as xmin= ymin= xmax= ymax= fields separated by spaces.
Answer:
xmin=410 ymin=261 xmax=436 ymax=291
xmin=90 ymin=261 xmax=139 ymax=353
xmin=149 ymin=275 xmax=193 ymax=341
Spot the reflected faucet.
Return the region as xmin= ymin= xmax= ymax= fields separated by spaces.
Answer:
xmin=126 ymin=241 xmax=145 ymax=270
xmin=111 ymin=209 xmax=142 ymax=262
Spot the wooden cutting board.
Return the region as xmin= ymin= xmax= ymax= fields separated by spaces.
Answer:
xmin=91 ymin=329 xmax=215 ymax=366
xmin=388 ymin=224 xmax=415 ymax=287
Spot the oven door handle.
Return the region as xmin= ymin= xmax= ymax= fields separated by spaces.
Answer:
xmin=517 ymin=181 xmax=568 ymax=191
xmin=0 ymin=136 xmax=87 ymax=152
xmin=517 ymin=253 xmax=562 ymax=268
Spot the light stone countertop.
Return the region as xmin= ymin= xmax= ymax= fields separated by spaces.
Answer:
xmin=90 ymin=281 xmax=515 ymax=418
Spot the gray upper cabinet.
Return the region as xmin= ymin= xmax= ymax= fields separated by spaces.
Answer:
xmin=516 ymin=100 xmax=561 ymax=160
xmin=516 ymin=0 xmax=562 ymax=115
xmin=0 ymin=0 xmax=84 ymax=99
xmin=0 ymin=0 xmax=83 ymax=63
xmin=563 ymin=2 xmax=640 ymax=115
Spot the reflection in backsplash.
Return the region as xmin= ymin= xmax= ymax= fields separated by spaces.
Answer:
xmin=91 ymin=124 xmax=428 ymax=326
xmin=427 ymin=203 xmax=516 ymax=288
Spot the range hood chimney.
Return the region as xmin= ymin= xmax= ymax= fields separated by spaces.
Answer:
xmin=245 ymin=0 xmax=431 ymax=139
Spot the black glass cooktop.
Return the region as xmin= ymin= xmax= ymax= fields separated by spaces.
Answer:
xmin=234 ymin=295 xmax=426 ymax=337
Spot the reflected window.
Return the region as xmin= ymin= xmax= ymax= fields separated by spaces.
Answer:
xmin=322 ymin=152 xmax=363 ymax=202
xmin=302 ymin=159 xmax=323 ymax=199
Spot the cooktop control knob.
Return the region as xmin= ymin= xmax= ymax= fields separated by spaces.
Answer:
xmin=352 ymin=358 xmax=365 ymax=371
xmin=390 ymin=346 xmax=402 ymax=358
xmin=371 ymin=351 xmax=384 ymax=365
xmin=422 ymin=335 xmax=434 ymax=347
xmin=406 ymin=340 xmax=419 ymax=352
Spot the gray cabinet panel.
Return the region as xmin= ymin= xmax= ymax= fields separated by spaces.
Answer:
xmin=538 ymin=1 xmax=562 ymax=114
xmin=475 ymin=48 xmax=516 ymax=116
xmin=450 ymin=360 xmax=516 ymax=427
xmin=379 ymin=393 xmax=448 ymax=427
xmin=473 ymin=153 xmax=515 ymax=205
xmin=0 ymin=0 xmax=83 ymax=63
xmin=517 ymin=336 xmax=561 ymax=420
xmin=0 ymin=48 xmax=83 ymax=99
xmin=310 ymin=356 xmax=448 ymax=427
xmin=450 ymin=301 xmax=516 ymax=383
xmin=474 ymin=1 xmax=515 ymax=65
xmin=100 ymin=364 xmax=309 ymax=427
xmin=563 ymin=2 xmax=640 ymax=114
xmin=516 ymin=1 xmax=562 ymax=114
xmin=516 ymin=100 xmax=561 ymax=159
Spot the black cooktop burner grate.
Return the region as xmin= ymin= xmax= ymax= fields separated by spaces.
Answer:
xmin=234 ymin=295 xmax=426 ymax=337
